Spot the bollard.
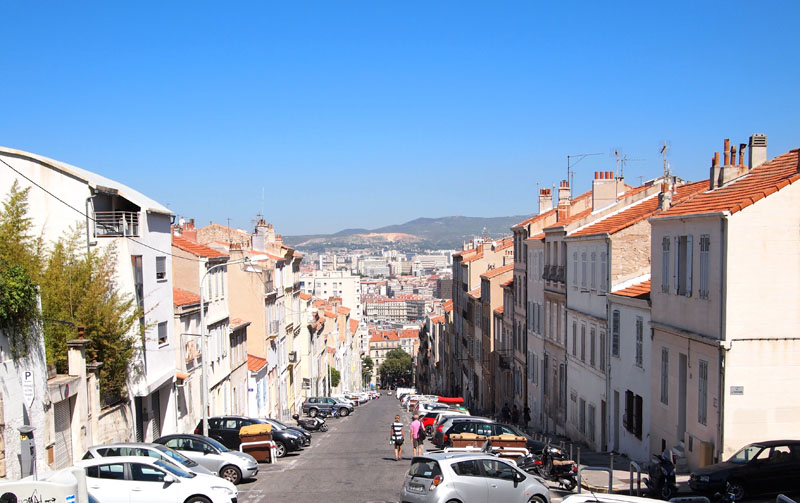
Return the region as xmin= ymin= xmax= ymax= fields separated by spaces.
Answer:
xmin=577 ymin=447 xmax=582 ymax=493
xmin=609 ymin=452 xmax=614 ymax=493
xmin=570 ymin=443 xmax=573 ymax=461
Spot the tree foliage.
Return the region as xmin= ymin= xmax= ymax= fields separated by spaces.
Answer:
xmin=330 ymin=367 xmax=340 ymax=388
xmin=0 ymin=181 xmax=43 ymax=358
xmin=378 ymin=348 xmax=412 ymax=388
xmin=361 ymin=355 xmax=374 ymax=386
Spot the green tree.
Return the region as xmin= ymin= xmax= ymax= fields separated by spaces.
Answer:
xmin=361 ymin=355 xmax=374 ymax=387
xmin=378 ymin=348 xmax=412 ymax=388
xmin=0 ymin=180 xmax=43 ymax=358
xmin=330 ymin=367 xmax=340 ymax=388
xmin=40 ymin=225 xmax=141 ymax=399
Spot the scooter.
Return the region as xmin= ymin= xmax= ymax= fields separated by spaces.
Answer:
xmin=292 ymin=413 xmax=328 ymax=432
xmin=538 ymin=442 xmax=578 ymax=491
xmin=316 ymin=408 xmax=339 ymax=419
xmin=644 ymin=452 xmax=677 ymax=500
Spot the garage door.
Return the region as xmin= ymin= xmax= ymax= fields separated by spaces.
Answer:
xmin=54 ymin=398 xmax=73 ymax=469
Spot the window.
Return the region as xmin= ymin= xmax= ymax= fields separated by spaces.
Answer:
xmin=698 ymin=360 xmax=708 ymax=425
xmin=660 ymin=348 xmax=669 ymax=405
xmin=572 ymin=251 xmax=578 ymax=287
xmin=580 ymin=325 xmax=586 ymax=362
xmin=579 ymin=398 xmax=586 ymax=433
xmin=131 ymin=256 xmax=144 ymax=311
xmin=588 ymin=403 xmax=596 ymax=442
xmin=699 ymin=235 xmax=710 ymax=299
xmin=543 ymin=355 xmax=549 ymax=396
xmin=94 ymin=463 xmax=125 ymax=480
xmin=572 ymin=322 xmax=577 ymax=357
xmin=558 ymin=364 xmax=566 ymax=412
xmin=600 ymin=252 xmax=607 ymax=292
xmin=590 ymin=327 xmax=596 ymax=367
xmin=156 ymin=256 xmax=167 ymax=281
xmin=131 ymin=463 xmax=166 ymax=482
xmin=590 ymin=252 xmax=597 ymax=290
xmin=479 ymin=459 xmax=517 ymax=481
xmin=676 ymin=235 xmax=693 ymax=296
xmin=624 ymin=390 xmax=644 ymax=439
xmin=635 ymin=317 xmax=643 ymax=368
xmin=661 ymin=237 xmax=670 ymax=293
xmin=157 ymin=321 xmax=168 ymax=346
xmin=452 ymin=460 xmax=481 ymax=477
xmin=612 ymin=310 xmax=620 ymax=357
xmin=599 ymin=331 xmax=606 ymax=371
xmin=581 ymin=252 xmax=587 ymax=288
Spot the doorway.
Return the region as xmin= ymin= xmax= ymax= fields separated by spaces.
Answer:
xmin=678 ymin=353 xmax=688 ymax=444
xmin=613 ymin=391 xmax=620 ymax=452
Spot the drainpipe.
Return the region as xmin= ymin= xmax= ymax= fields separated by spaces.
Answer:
xmin=605 ymin=236 xmax=612 ymax=452
xmin=716 ymin=216 xmax=728 ymax=463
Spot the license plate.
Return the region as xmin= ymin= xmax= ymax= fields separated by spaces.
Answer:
xmin=408 ymin=484 xmax=425 ymax=493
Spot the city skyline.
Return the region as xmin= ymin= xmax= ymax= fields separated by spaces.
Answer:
xmin=2 ymin=1 xmax=799 ymax=235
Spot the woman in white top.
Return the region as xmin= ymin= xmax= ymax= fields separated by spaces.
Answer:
xmin=390 ymin=414 xmax=404 ymax=461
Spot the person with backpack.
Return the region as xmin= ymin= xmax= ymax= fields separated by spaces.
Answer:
xmin=410 ymin=414 xmax=425 ymax=456
xmin=390 ymin=414 xmax=405 ymax=461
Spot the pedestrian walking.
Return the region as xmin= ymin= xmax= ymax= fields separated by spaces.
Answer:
xmin=390 ymin=414 xmax=405 ymax=461
xmin=523 ymin=405 xmax=531 ymax=428
xmin=501 ymin=402 xmax=510 ymax=422
xmin=410 ymin=414 xmax=423 ymax=456
xmin=511 ymin=404 xmax=520 ymax=425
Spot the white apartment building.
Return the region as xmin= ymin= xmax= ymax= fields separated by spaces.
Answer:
xmin=300 ymin=270 xmax=362 ymax=315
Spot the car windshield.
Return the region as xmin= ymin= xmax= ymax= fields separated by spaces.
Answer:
xmin=266 ymin=420 xmax=285 ymax=430
xmin=155 ymin=445 xmax=198 ymax=467
xmin=203 ymin=437 xmax=229 ymax=452
xmin=728 ymin=444 xmax=766 ymax=464
xmin=409 ymin=458 xmax=443 ymax=479
xmin=154 ymin=459 xmax=195 ymax=478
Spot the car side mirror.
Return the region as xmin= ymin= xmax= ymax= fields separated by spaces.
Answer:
xmin=203 ymin=447 xmax=212 ymax=455
xmin=164 ymin=474 xmax=177 ymax=484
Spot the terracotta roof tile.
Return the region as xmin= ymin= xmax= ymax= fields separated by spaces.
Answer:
xmin=230 ymin=318 xmax=250 ymax=330
xmin=501 ymin=279 xmax=513 ymax=287
xmin=612 ymin=280 xmax=651 ymax=300
xmin=494 ymin=306 xmax=504 ymax=314
xmin=571 ymin=181 xmax=708 ymax=237
xmin=247 ymin=354 xmax=267 ymax=372
xmin=337 ymin=306 xmax=351 ymax=315
xmin=400 ymin=328 xmax=419 ymax=338
xmin=349 ymin=318 xmax=359 ymax=334
xmin=512 ymin=189 xmax=592 ymax=229
xmin=324 ymin=311 xmax=336 ymax=318
xmin=173 ymin=287 xmax=201 ymax=307
xmin=299 ymin=292 xmax=312 ymax=300
xmin=468 ymin=286 xmax=481 ymax=298
xmin=480 ymin=263 xmax=514 ymax=279
xmin=658 ymin=150 xmax=800 ymax=218
xmin=172 ymin=235 xmax=229 ymax=259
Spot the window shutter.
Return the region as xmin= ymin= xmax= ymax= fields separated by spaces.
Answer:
xmin=686 ymin=235 xmax=693 ymax=296
xmin=673 ymin=237 xmax=680 ymax=294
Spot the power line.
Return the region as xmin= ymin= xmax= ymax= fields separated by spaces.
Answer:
xmin=0 ymin=156 xmax=205 ymax=262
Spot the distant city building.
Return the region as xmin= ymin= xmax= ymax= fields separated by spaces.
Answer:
xmin=299 ymin=270 xmax=363 ymax=316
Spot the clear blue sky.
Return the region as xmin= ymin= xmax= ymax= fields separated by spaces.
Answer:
xmin=2 ymin=1 xmax=799 ymax=235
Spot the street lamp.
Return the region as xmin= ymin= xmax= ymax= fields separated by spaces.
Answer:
xmin=200 ymin=257 xmax=250 ymax=437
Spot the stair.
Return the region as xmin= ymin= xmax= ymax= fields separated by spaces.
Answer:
xmin=672 ymin=443 xmax=690 ymax=474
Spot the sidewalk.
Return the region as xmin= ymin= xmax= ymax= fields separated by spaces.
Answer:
xmin=575 ymin=449 xmax=690 ymax=496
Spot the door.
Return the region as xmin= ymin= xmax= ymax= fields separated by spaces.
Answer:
xmin=451 ymin=460 xmax=488 ymax=503
xmin=613 ymin=391 xmax=620 ymax=452
xmin=85 ymin=462 xmax=129 ymax=503
xmin=54 ymin=398 xmax=73 ymax=469
xmin=601 ymin=400 xmax=607 ymax=452
xmin=128 ymin=462 xmax=179 ymax=503
xmin=151 ymin=389 xmax=161 ymax=440
xmin=678 ymin=354 xmax=687 ymax=443
xmin=479 ymin=459 xmax=522 ymax=502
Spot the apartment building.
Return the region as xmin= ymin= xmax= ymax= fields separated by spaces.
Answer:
xmin=300 ymin=270 xmax=362 ymax=315
xmin=476 ymin=264 xmax=513 ymax=412
xmin=649 ymin=137 xmax=800 ymax=469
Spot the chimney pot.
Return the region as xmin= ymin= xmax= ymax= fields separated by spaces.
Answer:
xmin=730 ymin=145 xmax=736 ymax=166
xmin=738 ymin=144 xmax=747 ymax=167
xmin=724 ymin=139 xmax=730 ymax=165
xmin=595 ymin=171 xmax=599 ymax=179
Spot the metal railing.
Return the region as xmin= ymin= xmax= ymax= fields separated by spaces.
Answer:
xmin=95 ymin=210 xmax=139 ymax=237
xmin=629 ymin=460 xmax=642 ymax=496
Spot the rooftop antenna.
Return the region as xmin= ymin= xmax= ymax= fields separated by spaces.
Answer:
xmin=567 ymin=152 xmax=603 ymax=185
xmin=613 ymin=149 xmax=645 ymax=179
xmin=660 ymin=140 xmax=672 ymax=179
xmin=261 ymin=186 xmax=265 ymax=219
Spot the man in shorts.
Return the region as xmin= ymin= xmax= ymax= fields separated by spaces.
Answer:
xmin=410 ymin=414 xmax=423 ymax=456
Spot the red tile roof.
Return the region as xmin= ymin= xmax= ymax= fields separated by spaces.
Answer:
xmin=173 ymin=288 xmax=200 ymax=307
xmin=480 ymin=263 xmax=514 ymax=279
xmin=430 ymin=315 xmax=445 ymax=324
xmin=400 ymin=328 xmax=419 ymax=339
xmin=501 ymin=279 xmax=513 ymax=287
xmin=468 ymin=286 xmax=481 ymax=298
xmin=494 ymin=306 xmax=504 ymax=314
xmin=230 ymin=318 xmax=250 ymax=330
xmin=324 ymin=311 xmax=336 ymax=319
xmin=172 ymin=235 xmax=229 ymax=259
xmin=512 ymin=190 xmax=592 ymax=229
xmin=337 ymin=306 xmax=351 ymax=315
xmin=443 ymin=299 xmax=453 ymax=312
xmin=327 ymin=346 xmax=336 ymax=355
xmin=299 ymin=292 xmax=312 ymax=300
xmin=657 ymin=149 xmax=800 ymax=218
xmin=612 ymin=280 xmax=651 ymax=300
xmin=349 ymin=318 xmax=359 ymax=334
xmin=525 ymin=232 xmax=545 ymax=242
xmin=247 ymin=354 xmax=267 ymax=372
xmin=571 ymin=181 xmax=708 ymax=237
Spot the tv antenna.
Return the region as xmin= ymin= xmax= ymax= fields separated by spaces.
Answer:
xmin=659 ymin=140 xmax=672 ymax=178
xmin=613 ymin=149 xmax=645 ymax=178
xmin=567 ymin=152 xmax=603 ymax=185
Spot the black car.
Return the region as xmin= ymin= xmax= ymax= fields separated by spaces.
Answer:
xmin=437 ymin=419 xmax=546 ymax=454
xmin=432 ymin=417 xmax=494 ymax=448
xmin=689 ymin=440 xmax=800 ymax=501
xmin=261 ymin=417 xmax=312 ymax=447
xmin=194 ymin=415 xmax=304 ymax=458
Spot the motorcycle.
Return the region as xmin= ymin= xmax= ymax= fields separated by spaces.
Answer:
xmin=537 ymin=442 xmax=578 ymax=491
xmin=644 ymin=452 xmax=677 ymax=500
xmin=292 ymin=413 xmax=328 ymax=432
xmin=316 ymin=408 xmax=339 ymax=419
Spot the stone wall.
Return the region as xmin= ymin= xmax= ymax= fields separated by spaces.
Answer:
xmin=96 ymin=403 xmax=133 ymax=444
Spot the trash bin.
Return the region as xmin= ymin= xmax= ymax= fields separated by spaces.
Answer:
xmin=487 ymin=434 xmax=528 ymax=460
xmin=239 ymin=424 xmax=273 ymax=462
xmin=450 ymin=433 xmax=487 ymax=449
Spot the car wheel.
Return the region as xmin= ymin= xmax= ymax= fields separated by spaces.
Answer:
xmin=185 ymin=497 xmax=212 ymax=503
xmin=219 ymin=465 xmax=242 ymax=484
xmin=339 ymin=408 xmax=350 ymax=417
xmin=308 ymin=408 xmax=318 ymax=418
xmin=658 ymin=483 xmax=675 ymax=500
xmin=727 ymin=480 xmax=745 ymax=502
xmin=274 ymin=441 xmax=287 ymax=458
xmin=528 ymin=496 xmax=547 ymax=503
xmin=425 ymin=425 xmax=433 ymax=436
xmin=320 ymin=423 xmax=329 ymax=432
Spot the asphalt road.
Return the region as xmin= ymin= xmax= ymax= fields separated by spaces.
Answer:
xmin=236 ymin=395 xmax=413 ymax=503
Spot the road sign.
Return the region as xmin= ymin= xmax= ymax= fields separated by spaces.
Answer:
xmin=22 ymin=370 xmax=35 ymax=407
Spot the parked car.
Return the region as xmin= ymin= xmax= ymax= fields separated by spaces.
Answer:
xmin=302 ymin=396 xmax=354 ymax=417
xmin=260 ymin=417 xmax=312 ymax=446
xmin=432 ymin=417 xmax=493 ymax=448
xmin=82 ymin=442 xmax=215 ymax=476
xmin=399 ymin=452 xmax=550 ymax=503
xmin=422 ymin=410 xmax=468 ymax=434
xmin=330 ymin=394 xmax=356 ymax=407
xmin=563 ymin=494 xmax=665 ymax=503
xmin=76 ymin=455 xmax=238 ymax=503
xmin=154 ymin=433 xmax=258 ymax=484
xmin=194 ymin=416 xmax=303 ymax=458
xmin=414 ymin=401 xmax=449 ymax=417
xmin=689 ymin=439 xmax=800 ymax=501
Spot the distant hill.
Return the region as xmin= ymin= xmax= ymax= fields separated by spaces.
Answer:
xmin=283 ymin=215 xmax=529 ymax=251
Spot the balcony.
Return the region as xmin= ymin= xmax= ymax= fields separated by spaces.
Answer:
xmin=542 ymin=265 xmax=553 ymax=281
xmin=556 ymin=265 xmax=565 ymax=284
xmin=95 ymin=211 xmax=139 ymax=237
xmin=288 ymin=351 xmax=298 ymax=367
xmin=267 ymin=320 xmax=279 ymax=339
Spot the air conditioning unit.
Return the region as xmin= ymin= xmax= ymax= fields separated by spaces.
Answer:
xmin=288 ymin=351 xmax=297 ymax=363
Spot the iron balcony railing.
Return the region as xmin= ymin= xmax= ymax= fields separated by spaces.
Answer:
xmin=95 ymin=211 xmax=139 ymax=237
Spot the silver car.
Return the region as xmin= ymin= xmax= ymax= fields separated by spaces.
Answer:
xmin=399 ymin=452 xmax=551 ymax=503
xmin=82 ymin=442 xmax=215 ymax=477
xmin=154 ymin=434 xmax=258 ymax=484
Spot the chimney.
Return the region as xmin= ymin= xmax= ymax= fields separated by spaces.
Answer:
xmin=592 ymin=171 xmax=617 ymax=211
xmin=710 ymin=138 xmax=750 ymax=189
xmin=658 ymin=179 xmax=673 ymax=211
xmin=538 ymin=189 xmax=553 ymax=215
xmin=557 ymin=180 xmax=571 ymax=221
xmin=252 ymin=218 xmax=268 ymax=251
xmin=749 ymin=134 xmax=767 ymax=169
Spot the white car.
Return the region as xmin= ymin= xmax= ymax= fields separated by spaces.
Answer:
xmin=331 ymin=395 xmax=355 ymax=407
xmin=76 ymin=456 xmax=237 ymax=503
